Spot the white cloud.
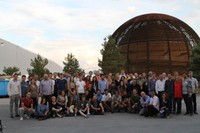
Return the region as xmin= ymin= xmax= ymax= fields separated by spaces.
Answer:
xmin=26 ymin=37 xmax=102 ymax=72
xmin=0 ymin=0 xmax=200 ymax=73
xmin=7 ymin=28 xmax=44 ymax=38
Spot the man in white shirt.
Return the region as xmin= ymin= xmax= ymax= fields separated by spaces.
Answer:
xmin=7 ymin=73 xmax=21 ymax=118
xmin=74 ymin=71 xmax=80 ymax=83
xmin=34 ymin=74 xmax=40 ymax=88
xmin=155 ymin=74 xmax=165 ymax=99
xmin=119 ymin=69 xmax=126 ymax=79
xmin=145 ymin=91 xmax=159 ymax=117
xmin=188 ymin=71 xmax=199 ymax=114
xmin=102 ymin=89 xmax=112 ymax=112
xmin=34 ymin=74 xmax=40 ymax=103
xmin=162 ymin=72 xmax=168 ymax=81
xmin=76 ymin=75 xmax=86 ymax=101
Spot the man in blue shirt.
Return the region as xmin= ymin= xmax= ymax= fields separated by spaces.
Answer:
xmin=96 ymin=90 xmax=102 ymax=102
xmin=139 ymin=91 xmax=150 ymax=116
xmin=98 ymin=74 xmax=108 ymax=94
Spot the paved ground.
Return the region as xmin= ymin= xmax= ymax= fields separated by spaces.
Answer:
xmin=0 ymin=96 xmax=200 ymax=133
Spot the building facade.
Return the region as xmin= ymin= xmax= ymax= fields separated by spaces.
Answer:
xmin=113 ymin=13 xmax=200 ymax=74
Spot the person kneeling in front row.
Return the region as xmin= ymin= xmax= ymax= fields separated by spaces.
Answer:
xmin=18 ymin=92 xmax=35 ymax=121
xmin=145 ymin=91 xmax=159 ymax=117
xmin=77 ymin=95 xmax=90 ymax=118
xmin=90 ymin=95 xmax=104 ymax=115
xmin=159 ymin=93 xmax=170 ymax=118
xmin=36 ymin=98 xmax=49 ymax=120
xmin=51 ymin=96 xmax=63 ymax=118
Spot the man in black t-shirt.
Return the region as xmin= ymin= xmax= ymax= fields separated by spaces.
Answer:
xmin=78 ymin=95 xmax=90 ymax=118
xmin=57 ymin=73 xmax=67 ymax=95
xmin=90 ymin=95 xmax=104 ymax=115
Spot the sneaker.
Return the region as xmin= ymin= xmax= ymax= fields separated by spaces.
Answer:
xmin=194 ymin=112 xmax=198 ymax=114
xmin=24 ymin=114 xmax=30 ymax=119
xmin=160 ymin=110 xmax=164 ymax=113
xmin=20 ymin=117 xmax=23 ymax=121
xmin=10 ymin=115 xmax=14 ymax=119
xmin=57 ymin=114 xmax=63 ymax=118
xmin=85 ymin=115 xmax=88 ymax=118
xmin=15 ymin=114 xmax=20 ymax=117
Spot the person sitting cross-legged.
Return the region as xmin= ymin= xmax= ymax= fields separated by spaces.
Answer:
xmin=145 ymin=91 xmax=159 ymax=117
xmin=96 ymin=89 xmax=103 ymax=102
xmin=57 ymin=90 xmax=67 ymax=115
xmin=36 ymin=98 xmax=49 ymax=121
xmin=139 ymin=91 xmax=150 ymax=116
xmin=90 ymin=95 xmax=104 ymax=115
xmin=102 ymin=89 xmax=112 ymax=112
xmin=67 ymin=89 xmax=78 ymax=117
xmin=51 ymin=96 xmax=63 ymax=118
xmin=111 ymin=91 xmax=123 ymax=112
xmin=128 ymin=89 xmax=140 ymax=113
xmin=77 ymin=95 xmax=90 ymax=118
xmin=18 ymin=92 xmax=35 ymax=121
xmin=121 ymin=91 xmax=129 ymax=112
xmin=159 ymin=93 xmax=170 ymax=118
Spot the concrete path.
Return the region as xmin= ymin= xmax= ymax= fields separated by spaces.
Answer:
xmin=0 ymin=96 xmax=200 ymax=133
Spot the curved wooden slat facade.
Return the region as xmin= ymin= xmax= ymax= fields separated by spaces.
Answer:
xmin=113 ymin=13 xmax=200 ymax=74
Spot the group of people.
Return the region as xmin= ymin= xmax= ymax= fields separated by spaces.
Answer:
xmin=7 ymin=69 xmax=199 ymax=121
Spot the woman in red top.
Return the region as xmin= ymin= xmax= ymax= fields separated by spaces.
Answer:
xmin=174 ymin=72 xmax=182 ymax=114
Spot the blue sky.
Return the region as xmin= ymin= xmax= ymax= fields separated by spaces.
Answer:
xmin=0 ymin=0 xmax=199 ymax=72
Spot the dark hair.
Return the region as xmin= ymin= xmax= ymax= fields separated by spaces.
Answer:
xmin=22 ymin=75 xmax=26 ymax=78
xmin=13 ymin=73 xmax=18 ymax=76
xmin=40 ymin=98 xmax=46 ymax=104
xmin=162 ymin=92 xmax=168 ymax=99
xmin=100 ymin=73 xmax=105 ymax=76
xmin=150 ymin=90 xmax=155 ymax=94
xmin=28 ymin=75 xmax=33 ymax=78
xmin=182 ymin=72 xmax=188 ymax=76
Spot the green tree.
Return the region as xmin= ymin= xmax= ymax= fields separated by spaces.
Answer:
xmin=63 ymin=53 xmax=83 ymax=76
xmin=3 ymin=66 xmax=21 ymax=76
xmin=27 ymin=54 xmax=50 ymax=80
xmin=98 ymin=35 xmax=126 ymax=74
xmin=189 ymin=44 xmax=200 ymax=80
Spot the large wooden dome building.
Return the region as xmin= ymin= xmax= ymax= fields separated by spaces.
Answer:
xmin=113 ymin=13 xmax=200 ymax=74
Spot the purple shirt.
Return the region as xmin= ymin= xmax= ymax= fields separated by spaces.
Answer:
xmin=39 ymin=79 xmax=53 ymax=95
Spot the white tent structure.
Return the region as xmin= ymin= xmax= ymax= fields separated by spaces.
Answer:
xmin=0 ymin=38 xmax=62 ymax=74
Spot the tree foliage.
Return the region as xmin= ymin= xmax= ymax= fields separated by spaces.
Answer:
xmin=3 ymin=66 xmax=21 ymax=76
xmin=98 ymin=35 xmax=126 ymax=74
xmin=189 ymin=44 xmax=200 ymax=80
xmin=27 ymin=54 xmax=50 ymax=80
xmin=63 ymin=53 xmax=83 ymax=76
